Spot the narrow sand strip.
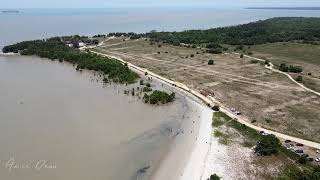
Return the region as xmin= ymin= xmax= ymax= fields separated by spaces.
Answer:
xmin=179 ymin=106 xmax=213 ymax=180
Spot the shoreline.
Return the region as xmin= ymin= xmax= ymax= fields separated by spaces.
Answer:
xmin=89 ymin=50 xmax=221 ymax=180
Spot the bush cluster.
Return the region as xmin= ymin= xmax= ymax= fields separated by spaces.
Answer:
xmin=143 ymin=90 xmax=175 ymax=104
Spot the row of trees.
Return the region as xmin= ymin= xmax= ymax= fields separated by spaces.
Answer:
xmin=279 ymin=63 xmax=303 ymax=73
xmin=2 ymin=38 xmax=139 ymax=83
xmin=146 ymin=17 xmax=320 ymax=46
xmin=107 ymin=32 xmax=144 ymax=39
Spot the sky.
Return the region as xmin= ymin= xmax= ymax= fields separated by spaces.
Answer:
xmin=2 ymin=0 xmax=320 ymax=8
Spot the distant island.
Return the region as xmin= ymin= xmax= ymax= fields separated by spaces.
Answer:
xmin=247 ymin=7 xmax=320 ymax=10
xmin=2 ymin=10 xmax=19 ymax=13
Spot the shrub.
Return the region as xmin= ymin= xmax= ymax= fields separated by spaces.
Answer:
xmin=190 ymin=54 xmax=195 ymax=57
xmin=157 ymin=51 xmax=160 ymax=54
xmin=208 ymin=60 xmax=215 ymax=65
xmin=265 ymin=60 xmax=270 ymax=65
xmin=158 ymin=45 xmax=162 ymax=48
xmin=296 ymin=75 xmax=303 ymax=82
xmin=236 ymin=45 xmax=244 ymax=51
xmin=279 ymin=63 xmax=303 ymax=73
xmin=144 ymin=90 xmax=175 ymax=104
xmin=208 ymin=174 xmax=220 ymax=180
xmin=103 ymin=77 xmax=109 ymax=83
xmin=146 ymin=82 xmax=151 ymax=87
xmin=240 ymin=54 xmax=244 ymax=58
xmin=140 ymin=79 xmax=144 ymax=85
xmin=248 ymin=52 xmax=253 ymax=55
xmin=212 ymin=105 xmax=220 ymax=111
xmin=251 ymin=59 xmax=259 ymax=64
xmin=206 ymin=43 xmax=222 ymax=49
xmin=207 ymin=48 xmax=222 ymax=54
xmin=255 ymin=134 xmax=281 ymax=156
xmin=145 ymin=72 xmax=148 ymax=76
xmin=143 ymin=93 xmax=150 ymax=103
xmin=143 ymin=87 xmax=152 ymax=92
xmin=297 ymin=155 xmax=308 ymax=164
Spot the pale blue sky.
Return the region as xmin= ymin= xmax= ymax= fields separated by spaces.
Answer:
xmin=3 ymin=0 xmax=320 ymax=8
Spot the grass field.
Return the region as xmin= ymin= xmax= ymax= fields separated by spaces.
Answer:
xmin=250 ymin=42 xmax=320 ymax=65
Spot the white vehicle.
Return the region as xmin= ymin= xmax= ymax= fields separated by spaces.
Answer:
xmin=317 ymin=150 xmax=320 ymax=154
xmin=316 ymin=158 xmax=320 ymax=162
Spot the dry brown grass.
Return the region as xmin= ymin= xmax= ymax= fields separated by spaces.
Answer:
xmin=94 ymin=38 xmax=320 ymax=142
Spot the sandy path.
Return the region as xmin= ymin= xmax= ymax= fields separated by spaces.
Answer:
xmin=96 ymin=49 xmax=299 ymax=90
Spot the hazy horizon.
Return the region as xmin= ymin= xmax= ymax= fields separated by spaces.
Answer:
xmin=2 ymin=0 xmax=320 ymax=9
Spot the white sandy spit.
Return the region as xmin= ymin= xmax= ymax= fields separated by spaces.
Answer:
xmin=181 ymin=107 xmax=230 ymax=180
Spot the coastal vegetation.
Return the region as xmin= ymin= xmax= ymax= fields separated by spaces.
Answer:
xmin=279 ymin=63 xmax=303 ymax=73
xmin=254 ymin=134 xmax=281 ymax=156
xmin=143 ymin=90 xmax=175 ymax=104
xmin=146 ymin=17 xmax=320 ymax=46
xmin=208 ymin=174 xmax=220 ymax=180
xmin=211 ymin=111 xmax=320 ymax=179
xmin=212 ymin=111 xmax=231 ymax=127
xmin=2 ymin=37 xmax=139 ymax=83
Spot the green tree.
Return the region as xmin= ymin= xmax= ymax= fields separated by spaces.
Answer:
xmin=208 ymin=60 xmax=215 ymax=65
xmin=255 ymin=134 xmax=281 ymax=156
xmin=296 ymin=75 xmax=303 ymax=82
xmin=208 ymin=174 xmax=220 ymax=180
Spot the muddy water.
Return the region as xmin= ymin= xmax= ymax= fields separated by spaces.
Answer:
xmin=0 ymin=55 xmax=198 ymax=180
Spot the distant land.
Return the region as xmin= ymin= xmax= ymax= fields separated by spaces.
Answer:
xmin=2 ymin=10 xmax=19 ymax=13
xmin=247 ymin=7 xmax=320 ymax=10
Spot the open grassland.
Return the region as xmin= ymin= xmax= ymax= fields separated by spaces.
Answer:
xmin=250 ymin=42 xmax=320 ymax=65
xmin=94 ymin=38 xmax=320 ymax=142
xmin=249 ymin=42 xmax=320 ymax=92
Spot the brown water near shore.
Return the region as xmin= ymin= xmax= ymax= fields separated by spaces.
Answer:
xmin=0 ymin=55 xmax=200 ymax=180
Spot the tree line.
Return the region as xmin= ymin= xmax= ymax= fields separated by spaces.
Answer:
xmin=146 ymin=17 xmax=320 ymax=46
xmin=2 ymin=38 xmax=139 ymax=84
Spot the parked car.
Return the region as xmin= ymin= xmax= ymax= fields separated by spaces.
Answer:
xmin=235 ymin=111 xmax=242 ymax=115
xmin=260 ymin=131 xmax=269 ymax=136
xmin=285 ymin=146 xmax=294 ymax=150
xmin=316 ymin=158 xmax=320 ymax=162
xmin=285 ymin=140 xmax=291 ymax=143
xmin=317 ymin=150 xmax=320 ymax=154
xmin=296 ymin=143 xmax=304 ymax=147
xmin=295 ymin=150 xmax=304 ymax=154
